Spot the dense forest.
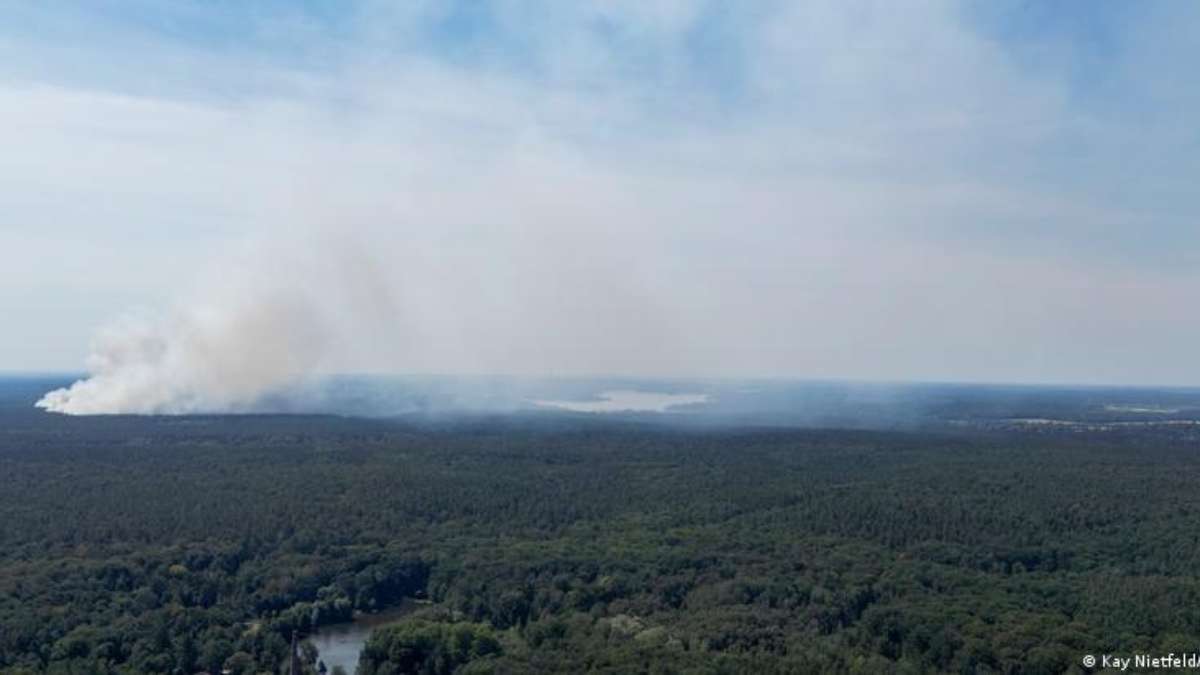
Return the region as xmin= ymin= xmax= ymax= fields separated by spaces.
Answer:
xmin=4 ymin=378 xmax=1200 ymax=673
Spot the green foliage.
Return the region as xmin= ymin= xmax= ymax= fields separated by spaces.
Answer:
xmin=4 ymin=399 xmax=1200 ymax=672
xmin=358 ymin=619 xmax=500 ymax=675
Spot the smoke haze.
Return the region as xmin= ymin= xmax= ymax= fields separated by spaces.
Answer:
xmin=8 ymin=2 xmax=1200 ymax=413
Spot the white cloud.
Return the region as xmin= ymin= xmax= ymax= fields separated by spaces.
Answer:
xmin=3 ymin=0 xmax=1200 ymax=396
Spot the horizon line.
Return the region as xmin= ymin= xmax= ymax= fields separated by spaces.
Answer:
xmin=6 ymin=370 xmax=1200 ymax=392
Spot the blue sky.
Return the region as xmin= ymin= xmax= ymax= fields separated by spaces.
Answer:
xmin=2 ymin=1 xmax=1199 ymax=388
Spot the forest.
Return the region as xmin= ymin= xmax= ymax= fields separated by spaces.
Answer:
xmin=4 ymin=378 xmax=1200 ymax=673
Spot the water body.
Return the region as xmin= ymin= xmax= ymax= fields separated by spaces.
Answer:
xmin=532 ymin=389 xmax=709 ymax=413
xmin=310 ymin=605 xmax=417 ymax=674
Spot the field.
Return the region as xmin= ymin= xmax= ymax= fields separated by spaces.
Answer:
xmin=4 ymin=378 xmax=1200 ymax=673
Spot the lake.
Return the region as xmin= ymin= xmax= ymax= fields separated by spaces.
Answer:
xmin=531 ymin=389 xmax=709 ymax=413
xmin=310 ymin=605 xmax=418 ymax=674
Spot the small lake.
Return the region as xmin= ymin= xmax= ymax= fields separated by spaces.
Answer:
xmin=310 ymin=605 xmax=417 ymax=674
xmin=532 ymin=389 xmax=709 ymax=413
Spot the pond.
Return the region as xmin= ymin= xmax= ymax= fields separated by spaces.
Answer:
xmin=309 ymin=604 xmax=418 ymax=674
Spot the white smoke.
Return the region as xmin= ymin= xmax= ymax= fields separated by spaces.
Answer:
xmin=35 ymin=234 xmax=386 ymax=415
xmin=37 ymin=299 xmax=328 ymax=415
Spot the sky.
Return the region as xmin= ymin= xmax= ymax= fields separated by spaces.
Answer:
xmin=2 ymin=1 xmax=1199 ymax=387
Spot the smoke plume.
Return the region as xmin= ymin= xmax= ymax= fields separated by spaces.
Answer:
xmin=37 ymin=300 xmax=326 ymax=415
xmin=36 ymin=235 xmax=390 ymax=414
